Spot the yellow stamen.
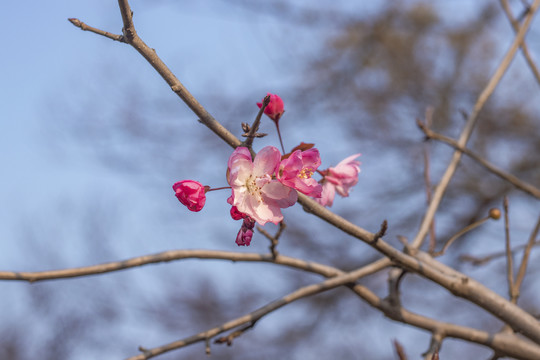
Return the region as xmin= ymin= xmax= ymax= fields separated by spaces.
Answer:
xmin=297 ymin=168 xmax=314 ymax=179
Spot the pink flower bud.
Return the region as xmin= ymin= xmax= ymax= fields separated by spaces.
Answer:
xmin=257 ymin=93 xmax=284 ymax=122
xmin=172 ymin=180 xmax=206 ymax=212
xmin=230 ymin=206 xmax=245 ymax=220
xmin=235 ymin=218 xmax=255 ymax=246
xmin=235 ymin=227 xmax=253 ymax=246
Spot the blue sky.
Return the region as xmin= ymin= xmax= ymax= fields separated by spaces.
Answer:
xmin=1 ymin=1 xmax=539 ymax=359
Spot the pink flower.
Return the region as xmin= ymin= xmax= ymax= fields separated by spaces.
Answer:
xmin=173 ymin=180 xmax=207 ymax=212
xmin=228 ymin=146 xmax=297 ymax=225
xmin=315 ymin=154 xmax=361 ymax=207
xmin=278 ymin=148 xmax=322 ymax=197
xmin=257 ymin=93 xmax=284 ymax=122
xmin=230 ymin=206 xmax=246 ymax=220
xmin=317 ymin=181 xmax=337 ymax=207
xmin=236 ymin=227 xmax=253 ymax=246
xmin=235 ymin=217 xmax=255 ymax=246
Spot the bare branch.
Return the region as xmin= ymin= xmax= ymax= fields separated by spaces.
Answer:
xmin=126 ymin=260 xmax=391 ymax=360
xmin=503 ymin=197 xmax=517 ymax=302
xmin=460 ymin=240 xmax=540 ymax=266
xmin=432 ymin=209 xmax=498 ymax=257
xmin=257 ymin=221 xmax=286 ymax=258
xmin=422 ymin=332 xmax=443 ymax=360
xmin=500 ymin=0 xmax=540 ymax=85
xmin=411 ymin=0 xmax=540 ymax=249
xmin=417 ymin=121 xmax=540 ymax=199
xmin=241 ymin=95 xmax=269 ymax=149
xmin=513 ymin=214 xmax=540 ymax=300
xmin=68 ymin=18 xmax=125 ymax=42
xmin=421 ymin=108 xmax=437 ymax=252
xmin=0 ymin=249 xmax=387 ymax=283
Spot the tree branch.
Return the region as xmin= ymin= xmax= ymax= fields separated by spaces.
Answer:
xmin=0 ymin=250 xmax=387 ymax=282
xmin=417 ymin=121 xmax=540 ymax=199
xmin=411 ymin=0 xmax=540 ymax=249
xmin=68 ymin=18 xmax=125 ymax=42
xmin=127 ymin=259 xmax=391 ymax=360
xmin=500 ymin=0 xmax=540 ymax=85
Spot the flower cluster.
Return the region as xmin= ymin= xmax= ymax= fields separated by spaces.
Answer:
xmin=172 ymin=93 xmax=361 ymax=246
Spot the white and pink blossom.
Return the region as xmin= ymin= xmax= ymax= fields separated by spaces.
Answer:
xmin=316 ymin=154 xmax=361 ymax=207
xmin=228 ymin=146 xmax=297 ymax=225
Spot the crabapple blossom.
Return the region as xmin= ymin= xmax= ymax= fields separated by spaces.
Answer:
xmin=278 ymin=148 xmax=322 ymax=197
xmin=228 ymin=146 xmax=297 ymax=225
xmin=316 ymin=154 xmax=361 ymax=207
xmin=172 ymin=180 xmax=207 ymax=212
xmin=235 ymin=217 xmax=255 ymax=246
xmin=257 ymin=93 xmax=284 ymax=122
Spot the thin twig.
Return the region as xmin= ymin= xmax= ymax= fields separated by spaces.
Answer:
xmin=214 ymin=321 xmax=257 ymax=346
xmin=68 ymin=18 xmax=125 ymax=42
xmin=394 ymin=339 xmax=408 ymax=360
xmin=112 ymin=0 xmax=242 ymax=149
xmin=513 ymin=214 xmax=540 ymax=302
xmin=503 ymin=197 xmax=517 ymax=302
xmin=256 ymin=221 xmax=286 ymax=259
xmin=422 ymin=332 xmax=443 ymax=360
xmin=421 ymin=108 xmax=437 ymax=252
xmin=460 ymin=240 xmax=540 ymax=266
xmin=432 ymin=212 xmax=495 ymax=257
xmin=241 ymin=95 xmax=270 ymax=149
xmin=417 ymin=121 xmax=540 ymax=199
xmin=500 ymin=0 xmax=540 ymax=85
xmin=411 ymin=0 xmax=540 ymax=249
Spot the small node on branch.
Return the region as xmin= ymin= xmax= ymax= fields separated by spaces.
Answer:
xmin=372 ymin=220 xmax=388 ymax=244
xmin=214 ymin=321 xmax=257 ymax=347
xmin=68 ymin=18 xmax=82 ymax=27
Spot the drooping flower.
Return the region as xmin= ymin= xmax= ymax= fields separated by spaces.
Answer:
xmin=235 ymin=217 xmax=255 ymax=246
xmin=315 ymin=154 xmax=361 ymax=207
xmin=257 ymin=93 xmax=284 ymax=122
xmin=172 ymin=180 xmax=207 ymax=212
xmin=228 ymin=146 xmax=297 ymax=225
xmin=278 ymin=148 xmax=322 ymax=198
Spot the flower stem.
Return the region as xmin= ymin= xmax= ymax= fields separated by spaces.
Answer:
xmin=275 ymin=121 xmax=285 ymax=154
xmin=206 ymin=186 xmax=232 ymax=193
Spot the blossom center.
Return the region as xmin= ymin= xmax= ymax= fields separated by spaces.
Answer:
xmin=245 ymin=175 xmax=263 ymax=201
xmin=297 ymin=167 xmax=314 ymax=179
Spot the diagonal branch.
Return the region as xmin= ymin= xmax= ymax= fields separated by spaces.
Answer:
xmin=411 ymin=0 xmax=540 ymax=249
xmin=417 ymin=121 xmax=540 ymax=199
xmin=127 ymin=260 xmax=390 ymax=360
xmin=513 ymin=214 xmax=540 ymax=301
xmin=127 ymin=257 xmax=540 ymax=360
xmin=500 ymin=0 xmax=540 ymax=85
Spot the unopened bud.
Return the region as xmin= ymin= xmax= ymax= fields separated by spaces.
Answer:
xmin=489 ymin=208 xmax=501 ymax=220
